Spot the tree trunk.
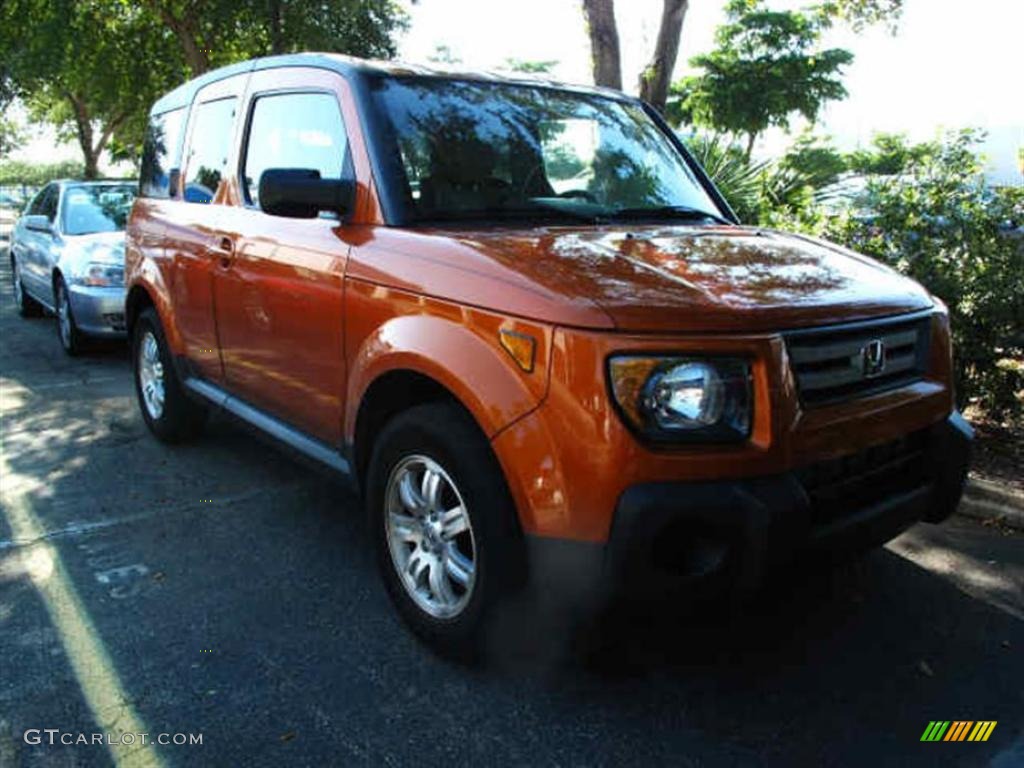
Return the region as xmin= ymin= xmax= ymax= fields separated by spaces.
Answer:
xmin=145 ymin=1 xmax=211 ymax=74
xmin=268 ymin=0 xmax=285 ymax=54
xmin=745 ymin=132 xmax=757 ymax=160
xmin=582 ymin=0 xmax=622 ymax=89
xmin=66 ymin=93 xmax=98 ymax=179
xmin=638 ymin=0 xmax=689 ymax=114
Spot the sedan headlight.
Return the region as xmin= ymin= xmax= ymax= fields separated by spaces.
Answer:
xmin=608 ymin=356 xmax=752 ymax=443
xmin=72 ymin=262 xmax=125 ymax=287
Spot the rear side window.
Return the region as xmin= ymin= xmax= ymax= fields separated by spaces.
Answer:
xmin=184 ymin=97 xmax=237 ymax=204
xmin=140 ymin=107 xmax=186 ymax=199
xmin=27 ymin=185 xmax=52 ymax=216
xmin=39 ymin=186 xmax=58 ymax=222
xmin=241 ymin=92 xmax=350 ymax=207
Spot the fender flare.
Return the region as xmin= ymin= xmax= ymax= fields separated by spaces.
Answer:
xmin=344 ymin=314 xmax=545 ymax=444
xmin=125 ymin=261 xmax=182 ymax=353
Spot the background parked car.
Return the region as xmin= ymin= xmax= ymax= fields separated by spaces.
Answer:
xmin=9 ymin=179 xmax=136 ymax=354
xmin=0 ymin=191 xmax=26 ymax=240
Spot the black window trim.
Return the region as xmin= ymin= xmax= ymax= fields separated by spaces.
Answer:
xmin=236 ymin=86 xmax=354 ymax=217
xmin=181 ymin=94 xmax=240 ymax=205
xmin=140 ymin=105 xmax=189 ymax=200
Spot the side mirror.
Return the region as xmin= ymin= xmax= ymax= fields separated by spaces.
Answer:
xmin=23 ymin=214 xmax=54 ymax=234
xmin=258 ymin=168 xmax=353 ymax=219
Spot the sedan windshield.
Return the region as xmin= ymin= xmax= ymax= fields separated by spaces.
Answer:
xmin=372 ymin=77 xmax=723 ymax=225
xmin=61 ymin=184 xmax=137 ymax=236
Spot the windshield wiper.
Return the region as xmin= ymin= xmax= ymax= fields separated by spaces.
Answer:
xmin=415 ymin=205 xmax=602 ymax=225
xmin=608 ymin=205 xmax=730 ymax=225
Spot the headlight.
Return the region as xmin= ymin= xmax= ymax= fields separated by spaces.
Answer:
xmin=73 ymin=262 xmax=124 ymax=287
xmin=608 ymin=356 xmax=752 ymax=443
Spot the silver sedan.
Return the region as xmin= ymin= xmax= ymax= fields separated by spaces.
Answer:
xmin=9 ymin=180 xmax=135 ymax=355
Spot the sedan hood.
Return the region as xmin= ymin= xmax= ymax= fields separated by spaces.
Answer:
xmin=424 ymin=225 xmax=934 ymax=332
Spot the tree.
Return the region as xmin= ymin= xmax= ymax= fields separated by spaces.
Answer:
xmin=582 ymin=0 xmax=901 ymax=115
xmin=1 ymin=0 xmax=407 ymax=176
xmin=670 ymin=1 xmax=853 ymax=158
xmin=142 ymin=0 xmax=408 ymax=77
xmin=581 ymin=0 xmax=623 ymax=90
xmin=0 ymin=0 xmax=182 ymax=178
xmin=638 ymin=0 xmax=689 ymax=114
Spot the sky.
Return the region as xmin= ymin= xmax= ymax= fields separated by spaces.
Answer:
xmin=7 ymin=0 xmax=1023 ymax=182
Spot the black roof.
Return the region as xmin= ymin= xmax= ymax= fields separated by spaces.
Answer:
xmin=151 ymin=52 xmax=629 ymax=114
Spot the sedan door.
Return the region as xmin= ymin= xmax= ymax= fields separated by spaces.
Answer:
xmin=207 ymin=68 xmax=362 ymax=444
xmin=17 ymin=184 xmax=59 ymax=303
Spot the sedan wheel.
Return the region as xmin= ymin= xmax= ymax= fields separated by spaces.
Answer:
xmin=54 ymin=276 xmax=83 ymax=355
xmin=385 ymin=454 xmax=477 ymax=619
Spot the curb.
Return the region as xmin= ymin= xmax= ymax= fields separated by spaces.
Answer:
xmin=957 ymin=476 xmax=1024 ymax=530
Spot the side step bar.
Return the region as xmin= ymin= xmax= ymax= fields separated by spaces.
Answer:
xmin=184 ymin=378 xmax=351 ymax=476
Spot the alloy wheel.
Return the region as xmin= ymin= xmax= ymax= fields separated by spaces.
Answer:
xmin=138 ymin=331 xmax=166 ymax=420
xmin=384 ymin=454 xmax=477 ymax=619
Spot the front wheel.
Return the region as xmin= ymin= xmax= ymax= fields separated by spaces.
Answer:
xmin=132 ymin=307 xmax=207 ymax=443
xmin=54 ymin=275 xmax=85 ymax=355
xmin=367 ymin=402 xmax=524 ymax=654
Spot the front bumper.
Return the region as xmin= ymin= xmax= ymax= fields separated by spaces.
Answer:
xmin=528 ymin=412 xmax=972 ymax=600
xmin=68 ymin=284 xmax=126 ymax=337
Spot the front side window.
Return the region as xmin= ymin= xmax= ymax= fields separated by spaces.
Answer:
xmin=184 ymin=97 xmax=237 ymax=204
xmin=140 ymin=107 xmax=186 ymax=199
xmin=61 ymin=184 xmax=137 ymax=236
xmin=242 ymin=91 xmax=350 ymax=207
xmin=371 ymin=77 xmax=722 ymax=224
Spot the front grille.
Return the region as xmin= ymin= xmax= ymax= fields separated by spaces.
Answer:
xmin=784 ymin=313 xmax=932 ymax=406
xmin=794 ymin=430 xmax=929 ymax=529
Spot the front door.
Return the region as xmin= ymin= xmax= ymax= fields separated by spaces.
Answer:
xmin=209 ymin=68 xmax=360 ymax=444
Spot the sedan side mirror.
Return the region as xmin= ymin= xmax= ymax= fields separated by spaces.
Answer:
xmin=23 ymin=214 xmax=55 ymax=234
xmin=258 ymin=168 xmax=354 ymax=219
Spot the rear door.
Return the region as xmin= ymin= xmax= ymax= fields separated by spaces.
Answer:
xmin=168 ymin=74 xmax=249 ymax=382
xmin=208 ymin=67 xmax=358 ymax=444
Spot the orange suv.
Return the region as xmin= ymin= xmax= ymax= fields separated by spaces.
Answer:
xmin=126 ymin=54 xmax=971 ymax=649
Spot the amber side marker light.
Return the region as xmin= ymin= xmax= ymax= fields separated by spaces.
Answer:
xmin=499 ymin=329 xmax=536 ymax=372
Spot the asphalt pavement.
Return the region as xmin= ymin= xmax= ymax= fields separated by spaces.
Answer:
xmin=1 ymin=250 xmax=1021 ymax=768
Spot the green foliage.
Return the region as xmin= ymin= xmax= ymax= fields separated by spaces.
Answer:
xmin=0 ymin=116 xmax=25 ymax=156
xmin=0 ymin=159 xmax=85 ymax=185
xmin=846 ymin=132 xmax=936 ymax=175
xmin=688 ymin=131 xmax=844 ymax=223
xmin=502 ymin=59 xmax=560 ymax=74
xmin=1 ymin=0 xmax=407 ymax=174
xmin=1 ymin=0 xmax=182 ymax=176
xmin=683 ymin=132 xmax=769 ymax=222
xmin=813 ymin=0 xmax=903 ymax=32
xmin=669 ymin=0 xmax=853 ymax=155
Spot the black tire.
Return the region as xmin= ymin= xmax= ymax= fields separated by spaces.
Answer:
xmin=132 ymin=306 xmax=207 ymax=443
xmin=54 ymin=274 xmax=86 ymax=355
xmin=11 ymin=255 xmax=42 ymax=317
xmin=366 ymin=402 xmax=525 ymax=655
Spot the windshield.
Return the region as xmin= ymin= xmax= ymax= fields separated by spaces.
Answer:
xmin=61 ymin=184 xmax=137 ymax=236
xmin=372 ymin=78 xmax=722 ymax=225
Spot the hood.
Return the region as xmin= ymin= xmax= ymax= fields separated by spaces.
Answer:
xmin=377 ymin=224 xmax=933 ymax=333
xmin=63 ymin=231 xmax=126 ymax=264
